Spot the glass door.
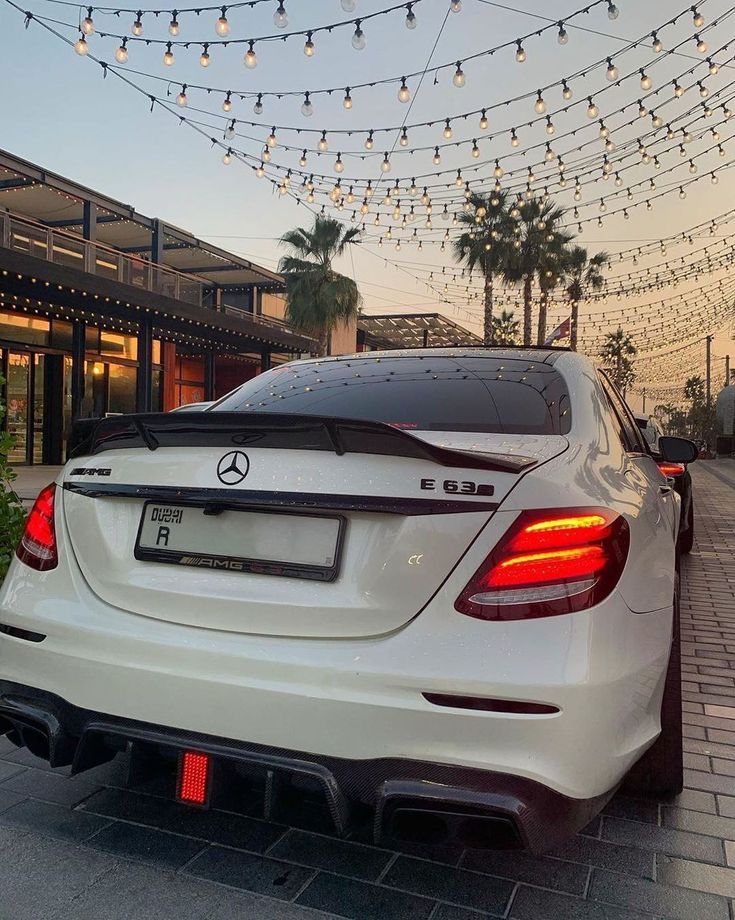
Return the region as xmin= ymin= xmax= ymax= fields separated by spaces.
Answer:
xmin=6 ymin=352 xmax=30 ymax=465
xmin=32 ymin=354 xmax=45 ymax=464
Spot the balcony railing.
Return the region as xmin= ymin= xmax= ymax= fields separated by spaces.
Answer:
xmin=0 ymin=208 xmax=207 ymax=306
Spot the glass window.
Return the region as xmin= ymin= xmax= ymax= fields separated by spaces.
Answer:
xmin=100 ymin=331 xmax=137 ymax=361
xmin=86 ymin=325 xmax=100 ymax=353
xmin=213 ymin=355 xmax=572 ymax=435
xmin=152 ymin=339 xmax=162 ymax=366
xmin=108 ymin=364 xmax=137 ymax=414
xmin=0 ymin=312 xmax=49 ymax=347
xmin=598 ymin=372 xmax=647 ymax=452
xmin=50 ymin=319 xmax=73 ymax=351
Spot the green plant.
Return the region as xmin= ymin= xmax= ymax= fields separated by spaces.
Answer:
xmin=452 ymin=192 xmax=511 ymax=344
xmin=0 ymin=378 xmax=26 ymax=582
xmin=491 ymin=310 xmax=520 ymax=345
xmin=279 ymin=215 xmax=362 ymax=356
xmin=600 ymin=328 xmax=637 ymax=395
xmin=563 ymin=247 xmax=609 ymax=351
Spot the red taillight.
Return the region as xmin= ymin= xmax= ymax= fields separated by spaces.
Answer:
xmin=658 ymin=461 xmax=685 ymax=478
xmin=16 ymin=483 xmax=57 ymax=571
xmin=455 ymin=508 xmax=629 ymax=621
xmin=177 ymin=751 xmax=211 ymax=806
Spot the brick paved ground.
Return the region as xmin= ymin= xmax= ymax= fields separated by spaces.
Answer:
xmin=1 ymin=462 xmax=734 ymax=919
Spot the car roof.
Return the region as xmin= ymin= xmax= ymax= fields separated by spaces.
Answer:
xmin=300 ymin=347 xmax=574 ymax=366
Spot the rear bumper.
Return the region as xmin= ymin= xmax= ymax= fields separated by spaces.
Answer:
xmin=0 ymin=680 xmax=612 ymax=853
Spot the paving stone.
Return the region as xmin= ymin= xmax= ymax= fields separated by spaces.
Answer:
xmin=381 ymin=855 xmax=514 ymax=914
xmin=716 ymin=794 xmax=735 ymax=817
xmin=657 ymin=854 xmax=735 ymax=897
xmin=185 ymin=845 xmax=316 ymax=901
xmin=662 ymin=805 xmax=735 ymax=841
xmin=684 ymin=768 xmax=735 ymax=794
xmin=0 ymin=761 xmax=26 ymax=782
xmin=461 ymin=846 xmax=589 ymax=893
xmin=85 ymin=820 xmax=208 ymax=869
xmin=296 ymin=872 xmax=436 ymax=920
xmin=82 ymin=787 xmax=287 ymax=853
xmin=266 ymin=828 xmax=393 ymax=882
xmin=601 ymin=795 xmax=659 ymax=824
xmin=0 ymin=830 xmax=118 ymax=919
xmin=670 ymin=788 xmax=717 ymax=814
xmin=588 ymin=868 xmax=730 ymax=920
xmin=1 ymin=766 xmax=103 ymax=807
xmin=509 ymin=885 xmax=656 ymax=920
xmin=549 ymin=833 xmax=655 ymax=878
xmin=601 ymin=816 xmax=725 ymax=863
xmin=0 ymin=798 xmax=110 ymax=843
xmin=0 ymin=786 xmax=25 ymax=814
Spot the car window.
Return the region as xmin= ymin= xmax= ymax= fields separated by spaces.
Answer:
xmin=212 ymin=354 xmax=572 ymax=435
xmin=597 ymin=372 xmax=648 ymax=453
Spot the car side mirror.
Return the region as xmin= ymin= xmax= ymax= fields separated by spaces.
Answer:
xmin=658 ymin=436 xmax=698 ymax=464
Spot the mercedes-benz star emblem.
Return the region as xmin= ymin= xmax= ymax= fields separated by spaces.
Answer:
xmin=216 ymin=450 xmax=250 ymax=486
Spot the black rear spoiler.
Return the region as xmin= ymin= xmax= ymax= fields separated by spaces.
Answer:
xmin=69 ymin=412 xmax=536 ymax=474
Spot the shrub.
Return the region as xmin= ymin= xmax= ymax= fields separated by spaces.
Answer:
xmin=0 ymin=380 xmax=26 ymax=582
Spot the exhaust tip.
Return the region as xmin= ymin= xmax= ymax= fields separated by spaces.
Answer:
xmin=384 ymin=802 xmax=523 ymax=850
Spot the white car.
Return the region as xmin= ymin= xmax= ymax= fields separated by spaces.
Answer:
xmin=0 ymin=348 xmax=697 ymax=853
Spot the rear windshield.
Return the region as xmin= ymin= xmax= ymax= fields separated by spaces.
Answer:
xmin=212 ymin=354 xmax=571 ymax=435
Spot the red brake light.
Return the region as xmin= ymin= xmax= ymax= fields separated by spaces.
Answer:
xmin=16 ymin=483 xmax=58 ymax=571
xmin=657 ymin=462 xmax=685 ymax=478
xmin=455 ymin=508 xmax=629 ymax=621
xmin=177 ymin=751 xmax=211 ymax=806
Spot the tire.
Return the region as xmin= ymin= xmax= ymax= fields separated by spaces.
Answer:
xmin=623 ymin=571 xmax=683 ymax=799
xmin=679 ymin=501 xmax=694 ymax=555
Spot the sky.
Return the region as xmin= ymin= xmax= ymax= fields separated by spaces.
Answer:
xmin=1 ymin=0 xmax=734 ymax=410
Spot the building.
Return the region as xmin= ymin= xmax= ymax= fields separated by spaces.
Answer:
xmin=0 ymin=148 xmax=315 ymax=465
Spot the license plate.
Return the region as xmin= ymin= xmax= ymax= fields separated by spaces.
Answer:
xmin=135 ymin=502 xmax=344 ymax=581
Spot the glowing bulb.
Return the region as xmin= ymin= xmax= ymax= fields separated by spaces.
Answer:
xmin=244 ymin=41 xmax=257 ymax=68
xmin=169 ymin=14 xmax=179 ymax=35
xmin=640 ymin=70 xmax=652 ymax=90
xmin=453 ymin=62 xmax=465 ymax=87
xmin=364 ymin=131 xmax=374 ymax=150
xmin=216 ymin=8 xmax=229 ymax=36
xmin=606 ymin=58 xmax=618 ymax=81
xmin=273 ymin=2 xmax=288 ymax=28
xmin=398 ymin=78 xmax=411 ymax=103
xmin=562 ymin=80 xmax=573 ymax=100
xmin=115 ymin=39 xmax=129 ymax=62
xmin=443 ymin=120 xmax=452 ymax=139
xmin=510 ymin=130 xmax=519 ymax=148
xmin=693 ymin=8 xmax=705 ymax=27
xmin=471 ymin=140 xmax=480 ymax=158
xmin=515 ymin=41 xmax=526 ymax=63
xmin=253 ymin=94 xmax=263 ymax=115
xmin=494 ymin=160 xmax=504 ymax=178
xmin=256 ymin=163 xmax=265 ymax=178
xmin=399 ymin=129 xmax=409 ymax=147
xmin=534 ymin=91 xmax=546 ymax=114
xmin=261 ymin=147 xmax=271 ymax=162
xmin=381 ymin=153 xmax=391 ymax=172
xmin=266 ymin=128 xmax=277 ymax=147
xmin=343 ymin=89 xmax=353 ymax=109
xmin=74 ymin=34 xmax=89 ymax=55
xmin=299 ymin=150 xmax=307 ymax=167
xmin=587 ymin=99 xmax=599 ymax=118
xmin=81 ymin=8 xmax=94 ymax=34
xmin=558 ymin=22 xmax=568 ymax=44
xmin=222 ymin=149 xmax=232 ymax=165
xmin=652 ymin=32 xmax=662 ymax=52
xmin=132 ymin=12 xmax=143 ymax=35
xmin=351 ymin=23 xmax=366 ymax=50
xmin=479 ymin=110 xmax=488 ymax=130
xmin=176 ymin=86 xmax=187 ymax=106
xmin=163 ymin=43 xmax=175 ymax=66
xmin=334 ymin=154 xmax=344 ymax=173
xmin=301 ymin=94 xmax=313 ymax=117
xmin=222 ymin=93 xmax=232 ymax=112
xmin=200 ymin=46 xmax=211 ymax=67
xmin=432 ymin=147 xmax=441 ymax=165
xmin=304 ymin=32 xmax=315 ymax=56
xmin=696 ymin=36 xmax=708 ymax=53
xmin=673 ymin=81 xmax=684 ymax=97
xmin=450 ymin=0 xmax=461 ymax=10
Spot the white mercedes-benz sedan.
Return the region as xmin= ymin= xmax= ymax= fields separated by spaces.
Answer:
xmin=0 ymin=348 xmax=697 ymax=852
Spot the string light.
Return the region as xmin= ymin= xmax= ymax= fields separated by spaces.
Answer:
xmin=273 ymin=1 xmax=288 ymax=28
xmin=352 ymin=20 xmax=366 ymax=50
xmin=304 ymin=31 xmax=315 ymax=56
xmin=163 ymin=42 xmax=174 ymax=65
xmin=453 ymin=62 xmax=465 ymax=87
xmin=169 ymin=12 xmax=179 ymax=35
xmin=215 ymin=7 xmax=229 ymax=36
xmin=244 ymin=40 xmax=257 ymax=68
xmin=558 ymin=22 xmax=569 ymax=44
xmin=301 ymin=92 xmax=314 ymax=117
xmin=405 ymin=4 xmax=416 ymax=28
xmin=398 ymin=77 xmax=411 ymax=102
xmin=74 ymin=33 xmax=89 ymax=54
xmin=132 ymin=10 xmax=143 ymax=34
xmin=115 ymin=37 xmax=128 ymax=62
xmin=81 ymin=7 xmax=94 ymax=34
xmin=515 ymin=40 xmax=526 ymax=63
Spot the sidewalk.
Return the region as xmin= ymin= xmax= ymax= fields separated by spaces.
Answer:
xmin=0 ymin=462 xmax=733 ymax=918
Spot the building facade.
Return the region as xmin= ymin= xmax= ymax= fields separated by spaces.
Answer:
xmin=0 ymin=149 xmax=315 ymax=464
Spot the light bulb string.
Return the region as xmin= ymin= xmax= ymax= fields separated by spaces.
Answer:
xmin=50 ymin=0 xmax=424 ymax=47
xmin=153 ymin=34 xmax=733 ymax=169
xmin=212 ymin=71 xmax=735 ymax=210
xmin=37 ymin=0 xmax=274 ymax=15
xmin=79 ymin=0 xmax=717 ymax=115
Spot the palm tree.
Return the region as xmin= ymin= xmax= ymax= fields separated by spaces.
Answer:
xmin=278 ymin=215 xmax=362 ymax=356
xmin=452 ymin=193 xmax=510 ymax=344
xmin=563 ymin=247 xmax=609 ymax=351
xmin=491 ymin=310 xmax=520 ymax=345
xmin=600 ymin=328 xmax=637 ymax=396
xmin=502 ymin=198 xmax=573 ymax=347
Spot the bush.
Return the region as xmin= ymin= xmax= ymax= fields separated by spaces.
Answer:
xmin=0 ymin=381 xmax=26 ymax=583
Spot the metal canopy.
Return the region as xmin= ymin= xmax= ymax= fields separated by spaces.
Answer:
xmin=0 ymin=149 xmax=282 ymax=290
xmin=358 ymin=312 xmax=482 ymax=349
